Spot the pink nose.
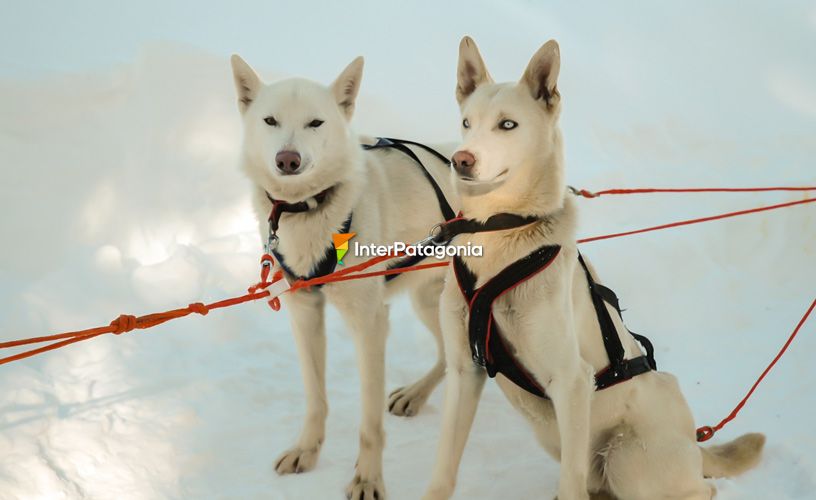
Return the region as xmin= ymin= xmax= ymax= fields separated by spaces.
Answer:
xmin=451 ymin=150 xmax=477 ymax=177
xmin=275 ymin=150 xmax=301 ymax=174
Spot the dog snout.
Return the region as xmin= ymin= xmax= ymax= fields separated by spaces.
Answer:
xmin=275 ymin=150 xmax=302 ymax=175
xmin=452 ymin=150 xmax=477 ymax=177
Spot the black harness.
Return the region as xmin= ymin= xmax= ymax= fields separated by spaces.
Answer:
xmin=267 ymin=137 xmax=452 ymax=285
xmin=444 ymin=214 xmax=657 ymax=399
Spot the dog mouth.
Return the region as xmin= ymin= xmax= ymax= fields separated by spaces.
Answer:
xmin=297 ymin=182 xmax=339 ymax=206
xmin=263 ymin=170 xmax=340 ymax=206
xmin=457 ymin=169 xmax=509 ymax=185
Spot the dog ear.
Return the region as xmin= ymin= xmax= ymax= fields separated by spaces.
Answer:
xmin=456 ymin=36 xmax=492 ymax=105
xmin=520 ymin=40 xmax=560 ymax=107
xmin=331 ymin=56 xmax=365 ymax=120
xmin=230 ymin=55 xmax=263 ymax=113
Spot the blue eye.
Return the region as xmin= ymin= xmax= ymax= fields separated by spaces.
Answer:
xmin=264 ymin=116 xmax=278 ymax=126
xmin=499 ymin=120 xmax=518 ymax=130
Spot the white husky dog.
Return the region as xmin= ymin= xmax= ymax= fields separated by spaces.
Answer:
xmin=230 ymin=55 xmax=456 ymax=498
xmin=423 ymin=37 xmax=764 ymax=500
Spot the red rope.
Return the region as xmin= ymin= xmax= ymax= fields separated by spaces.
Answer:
xmin=287 ymin=252 xmax=408 ymax=291
xmin=696 ymin=298 xmax=816 ymax=442
xmin=1 ymin=185 xmax=814 ymax=446
xmin=574 ymin=186 xmax=816 ymax=198
xmin=0 ymin=284 xmax=277 ymax=365
xmin=2 ymin=186 xmax=814 ymax=420
xmin=291 ymin=261 xmax=450 ymax=289
xmin=577 ymin=197 xmax=816 ymax=244
xmin=2 ymin=195 xmax=813 ymax=361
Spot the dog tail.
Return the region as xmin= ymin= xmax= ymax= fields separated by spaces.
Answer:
xmin=700 ymin=432 xmax=765 ymax=478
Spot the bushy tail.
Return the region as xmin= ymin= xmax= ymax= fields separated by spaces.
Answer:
xmin=701 ymin=432 xmax=766 ymax=478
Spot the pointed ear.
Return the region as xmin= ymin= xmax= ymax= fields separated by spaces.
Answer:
xmin=456 ymin=36 xmax=492 ymax=105
xmin=331 ymin=56 xmax=364 ymax=120
xmin=230 ymin=54 xmax=263 ymax=113
xmin=520 ymin=40 xmax=561 ymax=107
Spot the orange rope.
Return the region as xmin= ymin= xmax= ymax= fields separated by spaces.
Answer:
xmin=577 ymin=197 xmax=816 ymax=244
xmin=2 ymin=188 xmax=813 ymax=371
xmin=289 ymin=255 xmax=448 ymax=291
xmin=0 ymin=283 xmax=276 ymax=365
xmin=573 ymin=186 xmax=816 ymax=198
xmin=2 ymin=185 xmax=814 ymax=445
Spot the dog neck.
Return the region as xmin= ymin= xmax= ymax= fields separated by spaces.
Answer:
xmin=265 ymin=185 xmax=337 ymax=233
xmin=457 ymin=198 xmax=576 ymax=285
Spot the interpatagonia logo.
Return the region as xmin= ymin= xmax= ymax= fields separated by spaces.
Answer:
xmin=353 ymin=241 xmax=482 ymax=259
xmin=332 ymin=232 xmax=356 ymax=265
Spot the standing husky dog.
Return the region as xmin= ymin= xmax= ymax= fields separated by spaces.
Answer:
xmin=230 ymin=55 xmax=455 ymax=498
xmin=422 ymin=37 xmax=764 ymax=500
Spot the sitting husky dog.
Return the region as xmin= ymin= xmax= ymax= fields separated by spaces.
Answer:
xmin=230 ymin=55 xmax=455 ymax=498
xmin=422 ymin=37 xmax=764 ymax=500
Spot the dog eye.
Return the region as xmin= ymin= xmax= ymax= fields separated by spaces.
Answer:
xmin=462 ymin=118 xmax=470 ymax=129
xmin=307 ymin=119 xmax=324 ymax=128
xmin=264 ymin=116 xmax=278 ymax=127
xmin=499 ymin=120 xmax=518 ymax=130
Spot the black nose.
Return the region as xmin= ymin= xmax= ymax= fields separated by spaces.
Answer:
xmin=452 ymin=150 xmax=477 ymax=177
xmin=275 ymin=150 xmax=301 ymax=174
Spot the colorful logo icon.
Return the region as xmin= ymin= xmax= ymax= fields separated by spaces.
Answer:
xmin=332 ymin=232 xmax=356 ymax=265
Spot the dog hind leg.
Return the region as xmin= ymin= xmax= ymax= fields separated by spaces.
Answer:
xmin=388 ymin=278 xmax=446 ymax=416
xmin=603 ymin=427 xmax=714 ymax=500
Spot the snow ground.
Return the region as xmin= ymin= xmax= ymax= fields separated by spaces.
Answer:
xmin=1 ymin=2 xmax=815 ymax=499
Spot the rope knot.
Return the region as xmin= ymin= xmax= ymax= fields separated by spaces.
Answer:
xmin=696 ymin=425 xmax=715 ymax=442
xmin=110 ymin=314 xmax=137 ymax=334
xmin=188 ymin=302 xmax=209 ymax=316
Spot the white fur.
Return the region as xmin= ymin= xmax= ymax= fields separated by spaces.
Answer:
xmin=423 ymin=37 xmax=764 ymax=500
xmin=231 ymin=54 xmax=458 ymax=500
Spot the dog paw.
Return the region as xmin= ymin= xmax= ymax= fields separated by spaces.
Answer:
xmin=387 ymin=384 xmax=430 ymax=417
xmin=345 ymin=473 xmax=386 ymax=500
xmin=274 ymin=445 xmax=320 ymax=475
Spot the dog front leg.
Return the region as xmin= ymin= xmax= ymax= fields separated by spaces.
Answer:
xmin=339 ymin=295 xmax=389 ymax=500
xmin=275 ymin=289 xmax=328 ymax=475
xmin=423 ymin=289 xmax=486 ymax=500
xmin=423 ymin=360 xmax=485 ymax=500
xmin=545 ymin=353 xmax=593 ymax=500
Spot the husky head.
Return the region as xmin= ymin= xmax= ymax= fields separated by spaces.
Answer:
xmin=452 ymin=36 xmax=565 ymax=217
xmin=231 ymin=55 xmax=365 ymax=202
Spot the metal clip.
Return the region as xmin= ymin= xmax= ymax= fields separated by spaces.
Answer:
xmin=266 ymin=233 xmax=279 ymax=253
xmin=415 ymin=234 xmax=438 ymax=248
xmin=417 ymin=223 xmax=447 ymax=247
xmin=264 ymin=217 xmax=281 ymax=253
